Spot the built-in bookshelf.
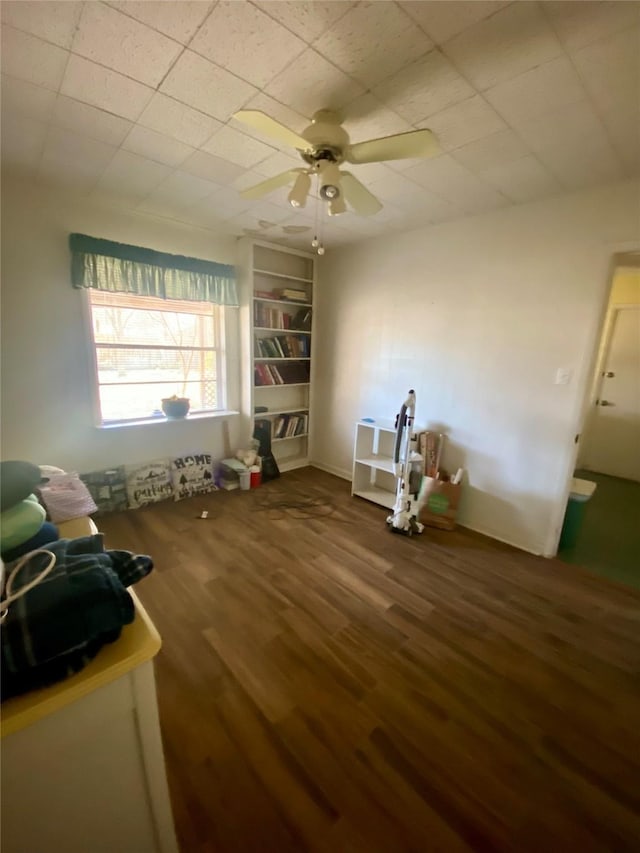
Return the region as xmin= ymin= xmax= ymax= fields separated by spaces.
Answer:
xmin=238 ymin=239 xmax=314 ymax=472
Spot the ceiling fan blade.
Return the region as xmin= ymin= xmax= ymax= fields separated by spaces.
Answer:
xmin=239 ymin=169 xmax=301 ymax=200
xmin=339 ymin=172 xmax=383 ymax=216
xmin=233 ymin=110 xmax=310 ymax=151
xmin=346 ymin=129 xmax=439 ymax=164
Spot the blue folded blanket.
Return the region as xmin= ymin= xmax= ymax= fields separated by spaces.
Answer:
xmin=1 ymin=534 xmax=153 ymax=700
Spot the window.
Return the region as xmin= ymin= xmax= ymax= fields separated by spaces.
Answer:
xmin=88 ymin=290 xmax=226 ymax=425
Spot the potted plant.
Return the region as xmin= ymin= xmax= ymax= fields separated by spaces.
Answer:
xmin=161 ymin=395 xmax=190 ymax=419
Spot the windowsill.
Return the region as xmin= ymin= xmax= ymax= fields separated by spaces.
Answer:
xmin=96 ymin=410 xmax=240 ymax=430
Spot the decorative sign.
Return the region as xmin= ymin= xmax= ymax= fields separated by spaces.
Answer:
xmin=171 ymin=453 xmax=216 ymax=501
xmin=81 ymin=467 xmax=128 ymax=515
xmin=125 ymin=459 xmax=173 ymax=508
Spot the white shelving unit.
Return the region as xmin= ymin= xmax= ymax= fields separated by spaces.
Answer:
xmin=352 ymin=420 xmax=399 ymax=509
xmin=238 ymin=239 xmax=315 ymax=473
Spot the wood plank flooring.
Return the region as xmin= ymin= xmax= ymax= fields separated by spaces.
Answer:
xmin=98 ymin=468 xmax=640 ymax=852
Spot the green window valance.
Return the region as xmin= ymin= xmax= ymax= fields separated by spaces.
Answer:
xmin=69 ymin=233 xmax=238 ymax=306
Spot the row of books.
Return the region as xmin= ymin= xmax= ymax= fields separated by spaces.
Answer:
xmin=254 ymin=361 xmax=310 ymax=386
xmin=253 ymin=304 xmax=312 ymax=330
xmin=273 ymin=413 xmax=308 ymax=439
xmin=255 ymin=334 xmax=310 ymax=358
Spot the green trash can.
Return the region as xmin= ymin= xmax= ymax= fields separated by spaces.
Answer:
xmin=559 ymin=477 xmax=597 ymax=550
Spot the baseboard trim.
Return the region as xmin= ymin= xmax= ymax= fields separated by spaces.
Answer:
xmin=459 ymin=521 xmax=544 ymax=557
xmin=309 ymin=460 xmax=352 ymax=481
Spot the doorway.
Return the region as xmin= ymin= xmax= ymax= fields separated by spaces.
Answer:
xmin=558 ymin=260 xmax=640 ymax=588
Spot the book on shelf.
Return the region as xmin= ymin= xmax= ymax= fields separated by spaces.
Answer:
xmin=254 ymin=303 xmax=292 ymax=330
xmin=272 ymin=413 xmax=308 ymax=439
xmin=255 ymin=290 xmax=277 ymax=299
xmin=278 ymin=288 xmax=308 ymax=302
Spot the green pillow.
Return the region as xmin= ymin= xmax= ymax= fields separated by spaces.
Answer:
xmin=1 ymin=461 xmax=45 ymax=511
xmin=1 ymin=496 xmax=46 ymax=550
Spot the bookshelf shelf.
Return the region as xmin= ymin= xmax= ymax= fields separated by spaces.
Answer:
xmin=254 ymin=407 xmax=309 ymax=417
xmin=273 ymin=433 xmax=308 ymax=443
xmin=253 ymin=268 xmax=313 ymax=284
xmin=254 ymin=383 xmax=310 ymax=389
xmin=253 ymin=296 xmax=312 ymax=308
xmin=255 ymin=357 xmax=311 ymax=362
xmin=254 ymin=327 xmax=312 ymax=335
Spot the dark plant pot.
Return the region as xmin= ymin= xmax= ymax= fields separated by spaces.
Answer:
xmin=162 ymin=397 xmax=190 ymax=419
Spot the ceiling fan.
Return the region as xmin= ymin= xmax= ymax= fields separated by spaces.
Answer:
xmin=233 ymin=109 xmax=439 ymax=218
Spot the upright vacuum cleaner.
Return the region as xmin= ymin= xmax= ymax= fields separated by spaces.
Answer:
xmin=386 ymin=390 xmax=425 ymax=536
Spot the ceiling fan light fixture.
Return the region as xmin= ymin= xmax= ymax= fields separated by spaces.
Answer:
xmin=288 ymin=171 xmax=311 ymax=208
xmin=328 ymin=196 xmax=346 ymax=216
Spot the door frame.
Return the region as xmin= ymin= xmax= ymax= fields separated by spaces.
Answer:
xmin=545 ymin=250 xmax=640 ymax=557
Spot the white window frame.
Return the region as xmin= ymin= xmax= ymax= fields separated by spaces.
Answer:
xmin=84 ymin=290 xmax=235 ymax=428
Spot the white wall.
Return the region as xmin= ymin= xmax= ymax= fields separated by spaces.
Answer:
xmin=1 ymin=179 xmax=241 ymax=473
xmin=313 ymin=180 xmax=640 ymax=556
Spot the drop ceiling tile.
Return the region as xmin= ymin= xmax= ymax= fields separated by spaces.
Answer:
xmin=572 ymin=27 xmax=640 ymax=115
xmin=366 ymin=170 xmax=433 ymax=210
xmin=1 ymin=76 xmax=57 ymax=122
xmin=41 ymin=126 xmax=117 ymax=171
xmin=537 ymin=139 xmax=624 ymax=191
xmin=479 ymin=155 xmax=561 ymax=203
xmin=452 ymin=128 xmax=529 ymax=173
xmin=342 ymin=93 xmax=412 ymax=143
xmin=543 ymin=1 xmax=640 ymax=53
xmin=601 ymin=109 xmax=640 ymax=174
xmin=402 ymin=153 xmax=507 ymax=211
xmin=373 ymin=49 xmax=474 ymax=124
xmin=106 ymin=1 xmax=214 ymax=44
xmin=52 ymin=95 xmax=134 ymax=146
xmin=191 ymin=3 xmax=306 ymax=89
xmin=138 ymin=93 xmax=221 ymax=148
xmin=416 ymin=94 xmax=507 ymax=152
xmin=1 ymin=115 xmax=48 ymax=170
xmin=443 ymin=2 xmax=563 ymax=91
xmin=38 ymin=159 xmax=101 ymax=194
xmin=238 ymin=201 xmax=292 ymax=224
xmin=122 ymin=125 xmax=194 ymax=167
xmin=485 ymin=57 xmax=586 ymax=126
xmin=142 ymin=170 xmax=220 ymax=206
xmin=160 ymin=51 xmax=258 ymax=121
xmin=96 ymin=149 xmax=171 ymax=195
xmin=1 ymin=1 xmax=83 ymax=49
xmin=191 ymin=186 xmax=252 ymax=220
xmin=202 ymin=125 xmax=275 ymax=168
xmin=180 ymin=150 xmax=245 ymax=184
xmin=399 ymin=1 xmax=510 ymax=44
xmin=509 ymin=99 xmax=609 ymax=155
xmin=264 ymin=48 xmax=365 ymax=117
xmin=72 ymin=3 xmax=182 ymax=88
xmin=315 ymin=1 xmax=433 ymax=88
xmin=254 ymin=1 xmax=355 ymax=43
xmin=60 ymin=55 xmax=154 ymax=120
xmin=1 ymin=27 xmax=69 ymax=90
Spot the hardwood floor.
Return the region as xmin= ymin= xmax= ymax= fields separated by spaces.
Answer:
xmin=98 ymin=468 xmax=640 ymax=852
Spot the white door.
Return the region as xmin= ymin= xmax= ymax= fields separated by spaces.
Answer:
xmin=583 ymin=306 xmax=640 ymax=481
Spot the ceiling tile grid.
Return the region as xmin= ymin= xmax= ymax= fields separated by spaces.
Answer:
xmin=1 ymin=0 xmax=638 ymax=247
